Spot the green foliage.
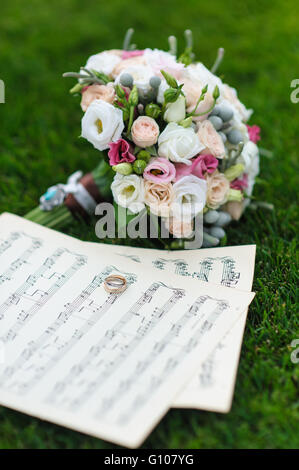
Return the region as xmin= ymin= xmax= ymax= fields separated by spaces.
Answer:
xmin=0 ymin=0 xmax=298 ymax=450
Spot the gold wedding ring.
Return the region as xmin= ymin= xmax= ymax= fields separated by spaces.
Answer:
xmin=104 ymin=274 xmax=127 ymax=294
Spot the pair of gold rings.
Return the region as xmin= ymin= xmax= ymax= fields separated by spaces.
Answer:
xmin=104 ymin=274 xmax=127 ymax=294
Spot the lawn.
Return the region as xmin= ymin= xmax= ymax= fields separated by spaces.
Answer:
xmin=0 ymin=0 xmax=298 ymax=449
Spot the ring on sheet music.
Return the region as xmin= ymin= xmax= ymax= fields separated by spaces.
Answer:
xmin=104 ymin=274 xmax=127 ymax=294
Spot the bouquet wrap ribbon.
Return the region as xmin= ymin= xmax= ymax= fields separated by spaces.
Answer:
xmin=64 ymin=173 xmax=102 ymax=221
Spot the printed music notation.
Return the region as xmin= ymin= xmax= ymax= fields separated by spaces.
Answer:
xmin=108 ymin=244 xmax=255 ymax=413
xmin=0 ymin=213 xmax=255 ymax=447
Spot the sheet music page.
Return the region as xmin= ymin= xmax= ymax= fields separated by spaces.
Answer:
xmin=86 ymin=243 xmax=256 ymax=412
xmin=0 ymin=213 xmax=254 ymax=447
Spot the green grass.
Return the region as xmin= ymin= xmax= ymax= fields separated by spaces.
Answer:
xmin=0 ymin=0 xmax=298 ymax=449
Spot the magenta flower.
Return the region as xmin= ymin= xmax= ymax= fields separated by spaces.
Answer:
xmin=247 ymin=125 xmax=261 ymax=143
xmin=143 ymin=157 xmax=176 ymax=183
xmin=230 ymin=174 xmax=248 ymax=190
xmin=108 ymin=139 xmax=136 ymax=166
xmin=175 ymin=154 xmax=218 ymax=181
xmin=121 ymin=50 xmax=144 ymax=60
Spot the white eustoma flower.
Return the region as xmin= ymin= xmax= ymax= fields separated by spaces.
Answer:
xmin=81 ymin=99 xmax=124 ymax=151
xmin=115 ymin=65 xmax=153 ymax=94
xmin=84 ymin=51 xmax=121 ymax=76
xmin=237 ymin=141 xmax=260 ymax=195
xmin=171 ymin=175 xmax=207 ymax=220
xmin=111 ymin=174 xmax=145 ymax=214
xmin=158 ymin=122 xmax=204 ymax=165
xmin=164 ymin=95 xmax=186 ymax=123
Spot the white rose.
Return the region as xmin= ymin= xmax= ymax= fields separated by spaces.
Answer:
xmin=237 ymin=141 xmax=260 ymax=196
xmin=111 ymin=174 xmax=145 ymax=214
xmin=158 ymin=123 xmax=204 ymax=165
xmin=81 ymin=99 xmax=124 ymax=151
xmin=115 ymin=65 xmax=153 ymax=94
xmin=171 ymin=175 xmax=207 ymax=220
xmin=164 ymin=95 xmax=186 ymax=123
xmin=84 ymin=51 xmax=121 ymax=76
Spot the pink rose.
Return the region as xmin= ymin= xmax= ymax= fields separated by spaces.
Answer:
xmin=131 ymin=116 xmax=160 ymax=148
xmin=206 ymin=171 xmax=230 ymax=209
xmin=144 ymin=157 xmax=176 ymax=183
xmin=246 ymin=125 xmax=261 ymax=143
xmin=175 ymin=154 xmax=218 ymax=181
xmin=197 ymin=120 xmax=225 ymax=159
xmin=108 ymin=139 xmax=136 ymax=166
xmin=80 ymin=84 xmax=115 ymax=112
xmin=230 ymin=173 xmax=248 ymax=190
xmin=121 ymin=50 xmax=144 ymax=60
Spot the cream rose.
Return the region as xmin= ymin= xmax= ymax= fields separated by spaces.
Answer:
xmin=111 ymin=174 xmax=145 ymax=214
xmin=206 ymin=171 xmax=230 ymax=209
xmin=184 ymin=63 xmax=224 ymax=95
xmin=182 ymin=78 xmax=215 ymax=122
xmin=80 ymin=84 xmax=115 ymax=112
xmin=223 ymin=201 xmax=245 ymax=221
xmin=158 ymin=123 xmax=204 ymax=165
xmin=166 ymin=217 xmax=194 ymax=239
xmin=197 ymin=120 xmax=226 ymax=158
xmin=144 ymin=180 xmax=174 ymax=217
xmin=131 ymin=116 xmax=160 ymax=148
xmin=81 ymin=99 xmax=124 ymax=151
xmin=171 ymin=175 xmax=207 ymax=220
xmin=164 ymin=95 xmax=186 ymax=123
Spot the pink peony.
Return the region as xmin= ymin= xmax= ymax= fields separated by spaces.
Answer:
xmin=230 ymin=173 xmax=248 ymax=191
xmin=131 ymin=116 xmax=160 ymax=148
xmin=143 ymin=157 xmax=176 ymax=183
xmin=175 ymin=154 xmax=218 ymax=181
xmin=121 ymin=50 xmax=144 ymax=60
xmin=108 ymin=139 xmax=136 ymax=166
xmin=246 ymin=125 xmax=261 ymax=143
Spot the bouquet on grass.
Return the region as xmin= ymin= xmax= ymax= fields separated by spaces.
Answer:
xmin=26 ymin=29 xmax=262 ymax=248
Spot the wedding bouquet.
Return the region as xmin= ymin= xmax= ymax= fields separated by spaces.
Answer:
xmin=26 ymin=29 xmax=262 ymax=248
